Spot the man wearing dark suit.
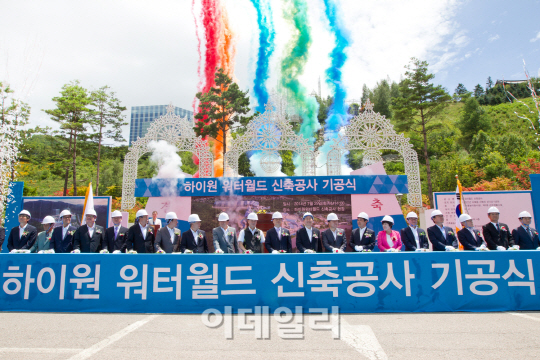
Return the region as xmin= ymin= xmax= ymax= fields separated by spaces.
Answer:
xmin=427 ymin=210 xmax=458 ymax=251
xmin=127 ymin=209 xmax=155 ymax=253
xmin=401 ymin=211 xmax=429 ymax=251
xmin=212 ymin=212 xmax=238 ymax=253
xmin=265 ymin=212 xmax=292 ymax=253
xmin=73 ymin=210 xmax=104 ymax=253
xmin=180 ymin=214 xmax=209 ymax=253
xmin=7 ymin=210 xmax=37 ymax=252
xmin=296 ymin=212 xmax=322 ymax=253
xmin=322 ymin=213 xmax=347 ymax=253
xmin=0 ymin=226 xmax=5 ymax=252
xmin=50 ymin=209 xmax=77 ymax=253
xmin=155 ymin=212 xmax=181 ymax=253
xmin=457 ymin=214 xmax=486 ymax=251
xmin=103 ymin=210 xmax=128 ymax=253
xmin=350 ymin=212 xmax=376 ymax=252
xmin=482 ymin=207 xmax=514 ymax=250
xmin=512 ymin=211 xmax=540 ymax=250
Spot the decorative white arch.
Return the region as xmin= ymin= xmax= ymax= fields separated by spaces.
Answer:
xmin=327 ymin=99 xmax=422 ymax=208
xmin=224 ymin=102 xmax=316 ymax=176
xmin=121 ymin=103 xmax=213 ymax=210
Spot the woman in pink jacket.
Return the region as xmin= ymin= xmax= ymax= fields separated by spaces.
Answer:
xmin=377 ymin=215 xmax=403 ymax=252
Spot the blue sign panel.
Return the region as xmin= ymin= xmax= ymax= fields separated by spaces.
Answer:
xmin=0 ymin=252 xmax=538 ymax=314
xmin=135 ymin=175 xmax=409 ymax=197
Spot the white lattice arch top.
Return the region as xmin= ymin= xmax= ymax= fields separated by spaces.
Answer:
xmin=224 ymin=102 xmax=316 ymax=176
xmin=327 ymin=99 xmax=422 ymax=208
xmin=121 ymin=103 xmax=213 ymax=210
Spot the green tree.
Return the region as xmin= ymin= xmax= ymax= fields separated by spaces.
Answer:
xmin=360 ymin=84 xmax=371 ymax=105
xmin=372 ymin=79 xmax=392 ymax=118
xmin=486 ymin=76 xmax=493 ymax=91
xmin=473 ymin=84 xmax=484 ymax=98
xmin=43 ymin=80 xmax=93 ymax=196
xmin=392 ymin=58 xmax=452 ymax=205
xmin=457 ymin=97 xmax=491 ymax=148
xmin=90 ymin=86 xmax=127 ymax=195
xmin=347 ymin=103 xmax=360 ymax=116
xmin=194 ymin=68 xmax=252 ymax=173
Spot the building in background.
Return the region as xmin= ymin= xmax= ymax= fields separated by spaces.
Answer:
xmin=129 ymin=105 xmax=193 ymax=145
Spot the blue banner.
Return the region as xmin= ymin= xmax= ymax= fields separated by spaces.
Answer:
xmin=135 ymin=175 xmax=408 ymax=197
xmin=0 ymin=252 xmax=538 ymax=313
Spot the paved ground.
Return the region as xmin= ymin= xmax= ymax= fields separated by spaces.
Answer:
xmin=0 ymin=311 xmax=539 ymax=359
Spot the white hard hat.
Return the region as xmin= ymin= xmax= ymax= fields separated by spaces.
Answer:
xmin=327 ymin=213 xmax=339 ymax=221
xmin=272 ymin=212 xmax=283 ymax=219
xmin=406 ymin=212 xmax=418 ymax=219
xmin=165 ymin=212 xmax=178 ymax=220
xmin=41 ymin=216 xmax=56 ymax=225
xmin=459 ymin=214 xmax=472 ymax=222
xmin=111 ymin=210 xmax=122 ymax=218
xmin=487 ymin=207 xmax=500 ymax=214
xmin=218 ymin=212 xmax=229 ymax=221
xmin=136 ymin=209 xmax=148 ymax=218
xmin=86 ymin=209 xmax=97 ymax=217
xmin=59 ymin=209 xmax=72 ymax=218
xmin=188 ymin=214 xmax=201 ymax=223
xmin=381 ymin=215 xmax=394 ymax=224
xmin=303 ymin=212 xmax=314 ymax=219
xmin=247 ymin=213 xmax=258 ymax=221
xmin=357 ymin=212 xmax=369 ymax=221
xmin=19 ymin=210 xmax=31 ymax=218
xmin=431 ymin=209 xmax=443 ymax=218
xmin=519 ymin=211 xmax=532 ymax=218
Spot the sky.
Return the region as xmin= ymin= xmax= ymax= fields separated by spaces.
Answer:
xmin=1 ymin=0 xmax=539 ymax=145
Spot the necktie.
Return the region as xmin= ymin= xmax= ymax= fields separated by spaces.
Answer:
xmin=114 ymin=227 xmax=118 ymax=239
xmin=527 ymin=227 xmax=532 ymax=238
xmin=278 ymin=228 xmax=281 ymax=240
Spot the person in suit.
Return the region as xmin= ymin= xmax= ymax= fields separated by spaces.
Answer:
xmin=73 ymin=209 xmax=104 ymax=253
xmin=7 ymin=210 xmax=37 ymax=252
xmin=482 ymin=206 xmax=514 ymax=250
xmin=457 ymin=214 xmax=487 ymax=250
xmin=0 ymin=226 xmax=5 ymax=252
xmin=401 ymin=212 xmax=429 ymax=251
xmin=155 ymin=212 xmax=181 ymax=253
xmin=265 ymin=212 xmax=292 ymax=253
xmin=238 ymin=212 xmax=265 ymax=253
xmin=30 ymin=216 xmax=56 ymax=253
xmin=350 ymin=212 xmax=376 ymax=252
xmin=180 ymin=214 xmax=209 ymax=253
xmin=213 ymin=212 xmax=238 ymax=253
xmin=50 ymin=209 xmax=77 ymax=253
xmin=126 ymin=209 xmax=155 ymax=253
xmin=103 ymin=210 xmax=128 ymax=253
xmin=322 ymin=213 xmax=347 ymax=253
xmin=377 ymin=215 xmax=403 ymax=252
xmin=296 ymin=212 xmax=322 ymax=253
xmin=427 ymin=209 xmax=458 ymax=251
xmin=512 ymin=211 xmax=540 ymax=250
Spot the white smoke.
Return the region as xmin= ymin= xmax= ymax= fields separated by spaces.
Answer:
xmin=249 ymin=151 xmax=287 ymax=177
xmin=148 ymin=140 xmax=186 ymax=197
xmin=148 ymin=140 xmax=185 ymax=179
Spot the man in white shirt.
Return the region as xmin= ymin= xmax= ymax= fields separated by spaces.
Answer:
xmin=155 ymin=212 xmax=181 ymax=253
xmin=457 ymin=214 xmax=486 ymax=250
xmin=180 ymin=214 xmax=209 ymax=253
xmin=265 ymin=212 xmax=292 ymax=253
xmin=322 ymin=213 xmax=346 ymax=253
xmin=238 ymin=212 xmax=265 ymax=253
xmin=50 ymin=209 xmax=77 ymax=253
xmin=149 ymin=211 xmax=162 ymax=227
xmin=127 ymin=209 xmax=155 ymax=253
